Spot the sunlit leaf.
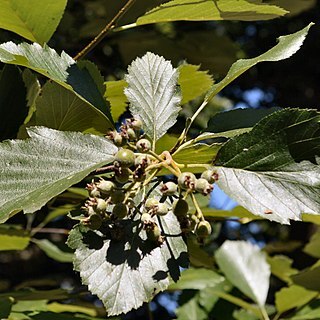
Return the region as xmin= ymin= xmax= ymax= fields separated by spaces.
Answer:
xmin=267 ymin=255 xmax=298 ymax=284
xmin=136 ymin=0 xmax=287 ymax=25
xmin=124 ymin=52 xmax=181 ymax=142
xmin=303 ymin=229 xmax=320 ymax=258
xmin=215 ymin=240 xmax=270 ymax=306
xmin=0 ymin=228 xmax=30 ymax=251
xmin=105 ymin=80 xmax=128 ymax=121
xmin=0 ymin=127 xmax=117 ymax=223
xmin=292 ymin=266 xmax=320 ymax=292
xmin=0 ymin=0 xmax=67 ymax=44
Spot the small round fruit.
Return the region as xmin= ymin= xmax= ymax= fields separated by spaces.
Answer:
xmin=97 ymin=179 xmax=115 ymax=195
xmin=85 ymin=214 xmax=102 ymax=230
xmin=201 ymin=169 xmax=218 ymax=184
xmin=95 ymin=198 xmax=108 ymax=213
xmin=115 ymin=168 xmax=130 ymax=184
xmin=114 ymin=132 xmax=125 ymax=147
xmin=113 ymin=203 xmax=129 ymax=219
xmin=145 ymin=198 xmax=159 ymax=211
xmin=136 ymin=139 xmax=151 ymax=152
xmin=127 ymin=128 xmax=136 ymax=141
xmin=195 ymin=178 xmax=214 ymax=196
xmin=147 ymin=225 xmax=161 ymax=241
xmin=160 ymin=181 xmax=178 ymax=196
xmin=110 ymin=189 xmax=125 ymax=204
xmin=135 ymin=155 xmax=150 ymax=167
xmin=130 ymin=118 xmax=143 ymax=130
xmin=196 ymin=220 xmax=212 ymax=237
xmin=141 ymin=212 xmax=152 ymax=222
xmin=88 ymin=187 xmax=101 ymax=198
xmin=115 ymin=149 xmax=135 ymax=168
xmin=178 ymin=172 xmax=196 ymax=190
xmin=172 ymin=199 xmax=189 ymax=217
xmin=155 ymin=203 xmax=169 ymax=216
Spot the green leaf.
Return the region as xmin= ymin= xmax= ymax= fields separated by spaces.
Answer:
xmin=0 ymin=127 xmax=117 ymax=223
xmin=205 ymin=23 xmax=314 ymax=102
xmin=0 ymin=65 xmax=27 ymax=140
xmin=105 ymin=80 xmax=128 ymax=121
xmin=275 ymin=285 xmax=317 ymax=314
xmin=0 ymin=43 xmax=113 ymax=129
xmin=288 ymin=300 xmax=320 ymax=320
xmin=12 ymin=300 xmax=48 ymax=312
xmin=0 ymin=228 xmax=30 ymax=250
xmin=216 ymin=108 xmax=320 ymax=224
xmin=303 ymin=229 xmax=320 ymax=258
xmin=124 ymin=52 xmax=181 ymax=142
xmin=233 ymin=309 xmax=259 ymax=320
xmin=186 ymin=236 xmax=214 ymax=268
xmin=47 ymin=302 xmax=97 ymax=317
xmin=0 ymin=297 xmax=13 ymax=318
xmin=202 ymin=206 xmax=261 ymax=221
xmin=33 ymin=239 xmax=73 ymax=263
xmin=176 ymin=292 xmax=208 ymax=320
xmin=68 ymin=191 xmax=187 ymax=316
xmin=267 ymin=0 xmax=316 ymax=17
xmin=35 ymin=81 xmax=111 ymax=135
xmin=0 ymin=0 xmax=67 ymax=44
xmin=292 ymin=266 xmax=320 ymax=292
xmin=206 ymin=107 xmax=280 ymax=134
xmin=178 ymin=64 xmax=213 ymax=105
xmin=0 ymin=288 xmax=69 ymax=301
xmin=267 ymin=255 xmax=298 ymax=284
xmin=136 ymin=0 xmax=287 ymax=25
xmin=215 ymin=240 xmax=270 ymax=306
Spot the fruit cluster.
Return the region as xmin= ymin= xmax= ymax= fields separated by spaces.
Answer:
xmin=80 ymin=117 xmax=218 ymax=244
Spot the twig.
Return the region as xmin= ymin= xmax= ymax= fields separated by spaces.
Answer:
xmin=73 ymin=0 xmax=136 ymax=60
xmin=31 ymin=228 xmax=70 ymax=235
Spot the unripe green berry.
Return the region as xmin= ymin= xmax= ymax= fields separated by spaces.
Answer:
xmin=97 ymin=179 xmax=115 ymax=195
xmin=130 ymin=118 xmax=143 ymax=130
xmin=155 ymin=203 xmax=169 ymax=216
xmin=84 ymin=214 xmax=102 ymax=230
xmin=147 ymin=225 xmax=161 ymax=241
xmin=195 ymin=178 xmax=214 ymax=196
xmin=201 ymin=169 xmax=218 ymax=184
xmin=135 ymin=155 xmax=150 ymax=167
xmin=127 ymin=128 xmax=136 ymax=141
xmin=110 ymin=189 xmax=125 ymax=204
xmin=160 ymin=181 xmax=178 ymax=196
xmin=145 ymin=198 xmax=159 ymax=211
xmin=114 ymin=132 xmax=125 ymax=147
xmin=112 ymin=203 xmax=129 ymax=219
xmin=178 ymin=172 xmax=196 ymax=190
xmin=115 ymin=168 xmax=130 ymax=184
xmin=136 ymin=139 xmax=151 ymax=152
xmin=172 ymin=199 xmax=189 ymax=217
xmin=95 ymin=198 xmax=108 ymax=213
xmin=115 ymin=149 xmax=135 ymax=168
xmin=88 ymin=187 xmax=101 ymax=198
xmin=196 ymin=220 xmax=212 ymax=237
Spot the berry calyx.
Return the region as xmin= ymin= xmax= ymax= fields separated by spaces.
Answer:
xmin=178 ymin=172 xmax=196 ymax=190
xmin=97 ymin=179 xmax=115 ymax=195
xmin=172 ymin=199 xmax=189 ymax=217
xmin=115 ymin=149 xmax=135 ymax=168
xmin=195 ymin=178 xmax=214 ymax=196
xmin=136 ymin=139 xmax=151 ymax=152
xmin=201 ymin=169 xmax=218 ymax=184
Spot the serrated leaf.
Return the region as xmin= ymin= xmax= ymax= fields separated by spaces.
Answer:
xmin=33 ymin=239 xmax=73 ymax=263
xmin=136 ymin=0 xmax=287 ymax=25
xmin=35 ymin=81 xmax=111 ymax=135
xmin=288 ymin=300 xmax=320 ymax=320
xmin=69 ymin=191 xmax=187 ymax=316
xmin=0 ymin=0 xmax=67 ymax=44
xmin=267 ymin=0 xmax=316 ymax=17
xmin=216 ymin=108 xmax=320 ymax=224
xmin=124 ymin=52 xmax=181 ymax=142
xmin=267 ymin=255 xmax=298 ymax=284
xmin=0 ymin=42 xmax=113 ymax=129
xmin=0 ymin=127 xmax=117 ymax=223
xmin=0 ymin=65 xmax=27 ymax=141
xmin=178 ymin=64 xmax=213 ymax=105
xmin=303 ymin=229 xmax=320 ymax=258
xmin=215 ymin=240 xmax=270 ymax=306
xmin=292 ymin=266 xmax=320 ymax=292
xmin=275 ymin=285 xmax=317 ymax=314
xmin=205 ymin=23 xmax=314 ymax=102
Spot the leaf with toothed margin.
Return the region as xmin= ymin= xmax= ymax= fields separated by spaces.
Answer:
xmin=215 ymin=108 xmax=320 ymax=224
xmin=0 ymin=127 xmax=117 ymax=223
xmin=67 ymin=186 xmax=188 ymax=316
xmin=124 ymin=52 xmax=181 ymax=143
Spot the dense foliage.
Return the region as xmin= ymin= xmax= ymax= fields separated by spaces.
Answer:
xmin=0 ymin=1 xmax=320 ymax=319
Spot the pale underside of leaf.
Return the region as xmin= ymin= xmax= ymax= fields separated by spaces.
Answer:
xmin=0 ymin=127 xmax=117 ymax=223
xmin=124 ymin=52 xmax=181 ymax=142
xmin=136 ymin=0 xmax=287 ymax=25
xmin=215 ymin=240 xmax=270 ymax=307
xmin=217 ymin=160 xmax=320 ymax=224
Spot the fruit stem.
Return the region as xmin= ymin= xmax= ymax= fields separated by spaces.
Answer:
xmin=191 ymin=193 xmax=204 ymax=221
